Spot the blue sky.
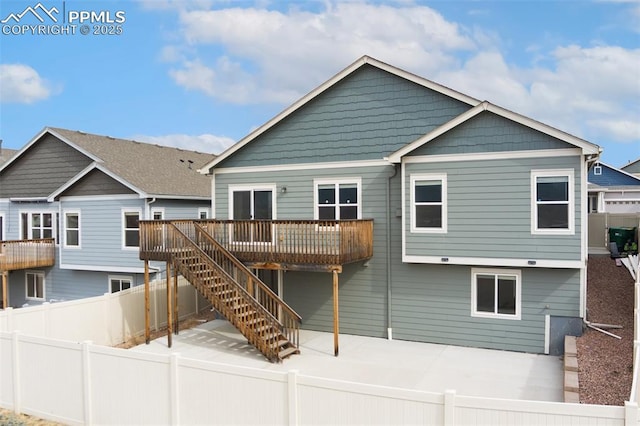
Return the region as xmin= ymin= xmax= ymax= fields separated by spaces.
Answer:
xmin=0 ymin=0 xmax=638 ymax=167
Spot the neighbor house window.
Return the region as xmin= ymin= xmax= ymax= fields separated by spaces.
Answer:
xmin=198 ymin=208 xmax=210 ymax=219
xmin=151 ymin=209 xmax=164 ymax=221
xmin=593 ymin=165 xmax=602 ymax=176
xmin=0 ymin=214 xmax=4 ymax=241
xmin=123 ymin=210 xmax=141 ymax=248
xmin=21 ymin=212 xmax=56 ymax=241
xmin=109 ymin=275 xmax=132 ymax=293
xmin=411 ymin=174 xmax=447 ymax=233
xmin=26 ymin=271 xmax=45 ymax=300
xmin=64 ymin=211 xmax=80 ymax=248
xmin=471 ymin=269 xmax=521 ymax=320
xmin=314 ymin=179 xmax=361 ymax=221
xmin=532 ymin=170 xmax=574 ymax=234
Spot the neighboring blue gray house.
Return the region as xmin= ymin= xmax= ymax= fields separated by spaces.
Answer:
xmin=194 ymin=56 xmax=600 ymax=355
xmin=588 ymin=162 xmax=640 ymax=213
xmin=622 ymin=158 xmax=640 ymax=178
xmin=0 ymin=127 xmax=216 ymax=307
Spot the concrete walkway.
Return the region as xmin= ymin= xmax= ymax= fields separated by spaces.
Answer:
xmin=131 ymin=319 xmax=564 ymax=402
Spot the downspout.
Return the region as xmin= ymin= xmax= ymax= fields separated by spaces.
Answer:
xmin=145 ymin=197 xmax=156 ymax=219
xmin=386 ymin=163 xmax=398 ymax=340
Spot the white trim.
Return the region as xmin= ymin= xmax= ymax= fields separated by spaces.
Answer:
xmin=470 ymin=268 xmax=522 ymax=321
xmin=228 ymin=184 xmax=277 ymax=220
xmin=401 ymin=148 xmax=582 ymax=164
xmin=48 ymin=162 xmax=146 ymax=201
xmin=60 ymin=264 xmax=158 ymax=273
xmin=403 ymin=254 xmax=583 ymax=269
xmin=580 ymin=267 xmax=586 ymax=319
xmin=388 ymin=101 xmax=599 ymax=163
xmin=401 ymin=163 xmax=407 ymax=259
xmin=313 ymin=178 xmax=362 ymax=220
xmin=0 ymin=212 xmax=4 ymax=241
xmin=62 ymin=209 xmax=81 ymax=249
xmin=198 ymin=55 xmax=479 ymax=174
xmin=544 ymin=314 xmax=550 ymax=354
xmin=59 ymin=194 xmax=140 ymax=202
xmin=121 ymin=208 xmax=142 ymax=250
xmin=210 ymin=173 xmax=216 ymax=219
xmin=108 ymin=274 xmax=133 ymax=294
xmin=409 ymin=173 xmax=447 ymax=234
xmin=25 ymin=270 xmax=46 ymax=301
xmin=214 ymin=159 xmax=391 ymax=175
xmin=531 ymin=169 xmax=575 ymax=235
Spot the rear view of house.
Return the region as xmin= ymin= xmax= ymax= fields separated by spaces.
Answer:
xmin=0 ymin=128 xmax=216 ymax=308
xmin=137 ymin=56 xmax=600 ymax=358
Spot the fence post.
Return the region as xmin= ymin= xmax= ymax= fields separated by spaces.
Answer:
xmin=625 ymin=401 xmax=638 ymax=426
xmin=12 ymin=331 xmax=21 ymax=413
xmin=170 ymin=353 xmax=180 ymax=425
xmin=288 ymin=370 xmax=299 ymax=426
xmin=444 ymin=389 xmax=456 ymax=426
xmin=82 ymin=341 xmax=93 ymax=425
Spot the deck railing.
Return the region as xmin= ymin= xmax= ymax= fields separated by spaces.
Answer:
xmin=0 ymin=239 xmax=56 ymax=272
xmin=140 ymin=219 xmax=374 ymax=267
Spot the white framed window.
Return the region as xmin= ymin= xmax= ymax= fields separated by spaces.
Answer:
xmin=63 ymin=210 xmax=81 ymax=248
xmin=151 ymin=208 xmax=164 ymax=221
xmin=313 ymin=178 xmax=362 ymax=221
xmin=198 ymin=208 xmax=210 ymax=220
xmin=122 ymin=209 xmax=141 ymax=249
xmin=471 ymin=268 xmax=521 ymax=320
xmin=593 ymin=165 xmax=602 ymax=176
xmin=25 ymin=271 xmax=45 ymax=300
xmin=410 ymin=174 xmax=447 ymax=233
xmin=109 ymin=275 xmax=132 ymax=293
xmin=531 ymin=169 xmax=574 ymax=235
xmin=20 ymin=212 xmax=57 ymax=241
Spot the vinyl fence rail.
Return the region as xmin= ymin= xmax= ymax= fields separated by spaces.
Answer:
xmin=0 ymin=331 xmax=636 ymax=426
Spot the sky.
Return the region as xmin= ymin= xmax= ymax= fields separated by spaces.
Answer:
xmin=0 ymin=0 xmax=638 ymax=168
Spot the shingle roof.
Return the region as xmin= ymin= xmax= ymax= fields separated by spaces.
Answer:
xmin=50 ymin=128 xmax=216 ymax=198
xmin=0 ymin=148 xmax=18 ymax=166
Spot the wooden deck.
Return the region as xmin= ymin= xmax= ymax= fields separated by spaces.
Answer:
xmin=0 ymin=239 xmax=56 ymax=272
xmin=139 ymin=219 xmax=374 ymax=270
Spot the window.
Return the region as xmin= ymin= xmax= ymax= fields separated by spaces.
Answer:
xmin=109 ymin=275 xmax=132 ymax=293
xmin=151 ymin=209 xmax=164 ymax=221
xmin=471 ymin=269 xmax=521 ymax=320
xmin=123 ymin=210 xmax=140 ymax=248
xmin=21 ymin=212 xmax=56 ymax=241
xmin=64 ymin=211 xmax=80 ymax=247
xmin=532 ymin=170 xmax=574 ymax=234
xmin=26 ymin=271 xmax=45 ymax=300
xmin=198 ymin=208 xmax=210 ymax=219
xmin=593 ymin=165 xmax=602 ymax=176
xmin=411 ymin=174 xmax=447 ymax=233
xmin=314 ymin=179 xmax=361 ymax=221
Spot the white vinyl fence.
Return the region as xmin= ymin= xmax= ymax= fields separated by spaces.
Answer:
xmin=0 ymin=277 xmax=209 ymax=346
xmin=0 ymin=277 xmax=640 ymax=425
xmin=0 ymin=330 xmax=636 ymax=426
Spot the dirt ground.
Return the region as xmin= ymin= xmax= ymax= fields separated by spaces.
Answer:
xmin=577 ymin=255 xmax=636 ymax=406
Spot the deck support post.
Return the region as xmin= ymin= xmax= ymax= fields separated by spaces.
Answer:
xmin=174 ymin=264 xmax=179 ymax=335
xmin=1 ymin=272 xmax=7 ymax=310
xmin=166 ymin=262 xmax=173 ymax=348
xmin=333 ymin=270 xmax=339 ymax=357
xmin=144 ymin=261 xmax=150 ymax=344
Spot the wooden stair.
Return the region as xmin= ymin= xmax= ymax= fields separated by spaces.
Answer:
xmin=165 ymin=223 xmax=301 ymax=362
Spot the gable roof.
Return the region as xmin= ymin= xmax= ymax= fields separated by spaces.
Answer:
xmin=588 ymin=162 xmax=640 ymax=188
xmin=1 ymin=127 xmax=217 ymax=199
xmin=198 ymin=55 xmax=480 ymax=174
xmin=0 ymin=148 xmax=18 ymax=166
xmin=622 ymin=157 xmax=640 ymax=173
xmin=386 ymin=101 xmax=601 ymax=162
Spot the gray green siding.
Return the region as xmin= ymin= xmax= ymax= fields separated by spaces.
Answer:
xmin=61 ymin=169 xmax=136 ymax=196
xmin=0 ymin=134 xmax=92 ymax=198
xmin=404 ymin=155 xmax=583 ymax=261
xmin=410 ymin=112 xmax=572 ymax=156
xmin=217 ymin=65 xmax=471 ymax=168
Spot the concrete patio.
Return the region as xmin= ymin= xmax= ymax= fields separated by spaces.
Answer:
xmin=131 ymin=319 xmax=564 ymax=402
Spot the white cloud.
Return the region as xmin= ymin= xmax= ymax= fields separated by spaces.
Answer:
xmin=0 ymin=64 xmax=54 ymax=104
xmin=133 ymin=133 xmax=235 ymax=155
